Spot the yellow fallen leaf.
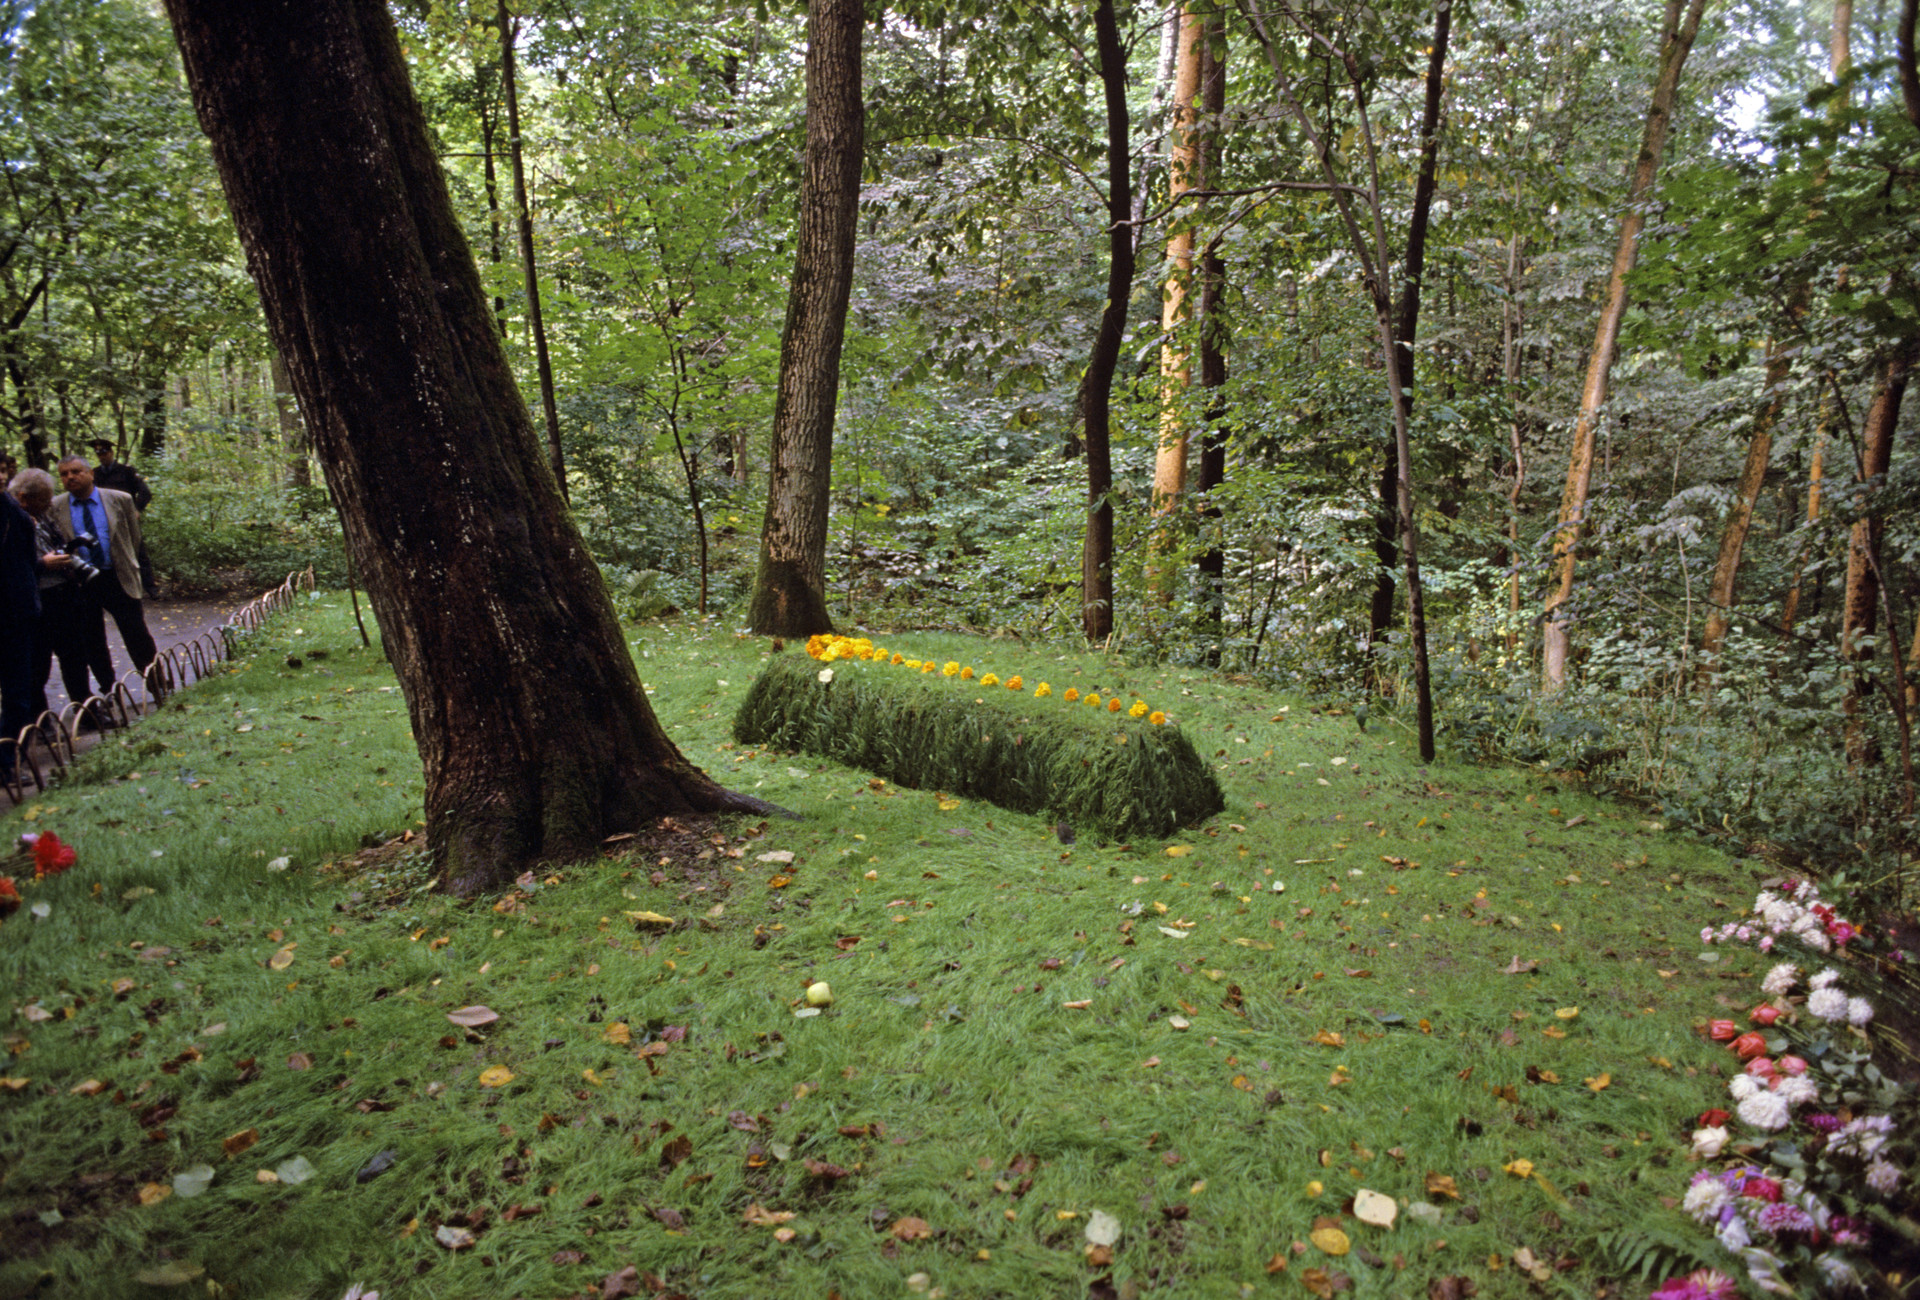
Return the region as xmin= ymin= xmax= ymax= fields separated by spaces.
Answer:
xmin=477 ymin=1066 xmax=514 ymax=1087
xmin=1312 ymin=1030 xmax=1345 ymax=1048
xmin=221 ymin=1128 xmax=258 ymax=1158
xmin=1309 ymin=1226 xmax=1351 ymax=1256
xmin=1585 ymin=1073 xmax=1611 ymax=1091
xmin=0 ymin=1077 xmax=30 ymax=1090
xmin=267 ymin=946 xmax=295 ymax=971
xmin=604 ymin=1022 xmax=632 ymax=1045
xmin=69 ymin=1079 xmax=105 ymax=1097
xmin=1554 ymin=1007 xmax=1579 ymax=1020
xmin=1540 ymin=1027 xmax=1567 ymax=1039
xmin=1166 ymin=846 xmax=1194 ymax=858
xmin=138 ymin=1182 xmax=171 ymax=1206
xmin=1503 ymin=1159 xmax=1535 ymax=1178
xmin=624 ymin=911 xmax=675 ymax=928
xmin=938 ymin=800 xmax=961 ymax=812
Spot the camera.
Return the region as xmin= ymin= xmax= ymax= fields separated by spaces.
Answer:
xmin=61 ymin=533 xmax=103 ymax=586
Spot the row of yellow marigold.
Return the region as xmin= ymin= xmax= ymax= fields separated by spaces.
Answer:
xmin=803 ymin=633 xmax=1168 ymax=726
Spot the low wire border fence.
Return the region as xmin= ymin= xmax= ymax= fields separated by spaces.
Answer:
xmin=4 ymin=567 xmax=316 ymax=805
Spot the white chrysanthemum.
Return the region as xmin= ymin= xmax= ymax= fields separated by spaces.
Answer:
xmin=1683 ymin=1178 xmax=1732 ymax=1221
xmin=1728 ymin=1074 xmax=1763 ymax=1101
xmin=1752 ymin=890 xmax=1779 ymax=912
xmin=1761 ymin=963 xmax=1799 ymax=996
xmin=1716 ymin=1213 xmax=1752 ymax=1251
xmin=1866 ymin=1159 xmax=1901 ymax=1196
xmin=1816 ymin=1255 xmax=1863 ymax=1293
xmin=1847 ymin=996 xmax=1874 ymax=1026
xmin=1802 ymin=929 xmax=1832 ymax=952
xmin=1832 ymin=1116 xmax=1893 ymax=1159
xmin=1761 ymin=902 xmax=1798 ymax=928
xmin=1810 ymin=967 xmax=1843 ymax=989
xmin=1773 ymin=1076 xmax=1819 ymax=1108
xmin=1807 ymin=987 xmax=1849 ymax=1020
xmin=1737 ymin=1090 xmax=1791 ymax=1130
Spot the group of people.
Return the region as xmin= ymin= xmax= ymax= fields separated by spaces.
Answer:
xmin=0 ymin=438 xmax=158 ymax=766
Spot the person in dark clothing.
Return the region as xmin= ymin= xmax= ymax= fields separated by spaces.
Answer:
xmin=90 ymin=437 xmax=155 ymax=596
xmin=53 ymin=456 xmax=156 ymax=684
xmin=10 ymin=468 xmax=97 ymax=721
xmin=1 ymin=476 xmax=42 ymax=768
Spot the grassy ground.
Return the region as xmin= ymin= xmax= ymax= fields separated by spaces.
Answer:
xmin=0 ymin=596 xmax=1768 ymax=1300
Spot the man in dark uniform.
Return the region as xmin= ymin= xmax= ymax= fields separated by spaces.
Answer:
xmin=90 ymin=437 xmax=155 ymax=596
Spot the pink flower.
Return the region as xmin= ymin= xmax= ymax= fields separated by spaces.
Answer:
xmin=1827 ymin=920 xmax=1855 ymax=945
xmin=1744 ymin=1057 xmax=1777 ymax=1082
xmin=1777 ymin=1055 xmax=1808 ymax=1076
xmin=1749 ymin=1004 xmax=1780 ymax=1027
xmin=1707 ymin=1019 xmax=1737 ymax=1041
xmin=1731 ymin=1032 xmax=1768 ymax=1060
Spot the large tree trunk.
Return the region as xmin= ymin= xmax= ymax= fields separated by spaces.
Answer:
xmin=1541 ymin=0 xmax=1706 ymax=690
xmin=1080 ymin=0 xmax=1134 ymax=644
xmin=747 ymin=0 xmax=863 ymax=638
xmin=1841 ymin=343 xmax=1913 ymax=766
xmin=163 ymin=0 xmax=777 ymax=895
xmin=1148 ymin=4 xmax=1205 ymax=606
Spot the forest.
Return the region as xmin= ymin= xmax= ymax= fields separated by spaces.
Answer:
xmin=4 ymin=0 xmax=1917 ymax=888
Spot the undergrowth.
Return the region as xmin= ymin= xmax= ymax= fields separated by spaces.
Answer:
xmin=0 ymin=599 xmax=1779 ymax=1300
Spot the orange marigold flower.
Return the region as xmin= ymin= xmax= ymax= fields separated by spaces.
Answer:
xmin=1063 ymin=688 xmax=1079 ymax=702
xmin=1006 ymin=676 xmax=1023 ymax=691
xmin=1107 ymin=698 xmax=1122 ymax=713
xmin=960 ymin=666 xmax=975 ymax=680
xmin=891 ymin=653 xmax=905 ymax=665
xmin=1149 ymin=711 xmax=1166 ymax=725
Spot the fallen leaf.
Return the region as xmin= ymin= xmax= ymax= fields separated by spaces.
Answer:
xmin=1312 ymin=1030 xmax=1345 ymax=1048
xmin=742 ymin=1203 xmax=795 ymax=1227
xmin=68 ymin=1079 xmax=106 ymax=1097
xmin=757 ymin=850 xmax=795 ymax=864
xmin=1311 ymin=1226 xmax=1351 ymax=1256
xmin=477 ymin=1066 xmax=514 ymax=1087
xmin=1585 ymin=1073 xmax=1611 ymax=1091
xmin=1061 ymin=999 xmax=1092 ymax=1010
xmin=890 ymin=1215 xmax=933 ymax=1241
xmin=276 ymin=1156 xmax=317 ymax=1185
xmin=1085 ymin=1209 xmax=1122 ymax=1247
xmin=626 ymin=911 xmax=675 ymax=929
xmin=435 ymin=1224 xmax=476 ymax=1250
xmin=1424 ymin=1173 xmax=1460 ymax=1200
xmin=1166 ymin=846 xmax=1194 ymax=857
xmin=172 ymin=1164 xmax=215 ymax=1198
xmin=1302 ymin=1266 xmax=1335 ymax=1298
xmin=604 ymin=1022 xmax=632 ymax=1045
xmin=1352 ymin=1189 xmax=1396 ymax=1228
xmin=1553 ymin=1007 xmax=1579 ymax=1020
xmin=267 ymin=945 xmax=295 ymax=971
xmin=1503 ymin=1159 xmax=1535 ymax=1178
xmin=221 ymin=1128 xmax=258 ymax=1158
xmin=138 ymin=1181 xmax=171 ymax=1206
xmin=446 ymin=1006 xmax=499 ymax=1028
xmin=1500 ymin=956 xmax=1538 ymax=975
xmin=286 ymin=1052 xmax=313 ymax=1071
xmin=133 ymin=1262 xmax=204 ymax=1287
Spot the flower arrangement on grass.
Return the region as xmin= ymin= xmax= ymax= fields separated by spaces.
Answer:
xmin=0 ymin=832 xmax=78 ymax=921
xmin=1658 ymin=880 xmax=1914 ymax=1297
xmin=803 ymin=636 xmax=1170 ymax=725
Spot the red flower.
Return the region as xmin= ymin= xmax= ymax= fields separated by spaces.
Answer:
xmin=1731 ymin=1032 xmax=1769 ymax=1060
xmin=0 ymin=876 xmax=19 ymax=916
xmin=1740 ymin=1176 xmax=1783 ymax=1202
xmin=1777 ymin=1055 xmax=1809 ymax=1076
xmin=32 ymin=832 xmax=75 ymax=879
xmin=1707 ymin=1019 xmax=1738 ymax=1041
xmin=1699 ymin=1108 xmax=1731 ymax=1128
xmin=1750 ymin=1004 xmax=1781 ymax=1027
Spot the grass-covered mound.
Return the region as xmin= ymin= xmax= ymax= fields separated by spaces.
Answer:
xmin=731 ymin=642 xmax=1225 ymax=840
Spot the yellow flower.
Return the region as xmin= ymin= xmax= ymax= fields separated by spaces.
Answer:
xmin=980 ymin=673 xmax=999 ymax=687
xmin=806 ymin=635 xmax=828 ymax=658
xmin=1034 ymin=682 xmax=1050 ymax=698
xmin=1062 ymin=688 xmax=1078 ymax=703
xmin=943 ymin=662 xmax=960 ymax=677
xmin=960 ymin=666 xmax=975 ymax=680
xmin=922 ymin=662 xmax=936 ymax=674
xmin=856 ymin=648 xmax=873 ymax=660
xmin=1085 ymin=693 xmax=1101 ymax=708
xmin=904 ymin=659 xmax=921 ymax=670
xmin=1129 ymin=700 xmax=1148 ymax=718
xmin=1007 ymin=676 xmax=1023 ymax=691
xmin=891 ymin=653 xmax=905 ymax=665
xmin=1149 ymin=711 xmax=1166 ymax=725
xmin=821 ymin=648 xmax=841 ymax=662
xmin=1107 ymin=698 xmax=1121 ymax=713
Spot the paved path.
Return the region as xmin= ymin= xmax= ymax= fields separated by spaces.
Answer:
xmin=40 ymin=597 xmax=237 ymax=717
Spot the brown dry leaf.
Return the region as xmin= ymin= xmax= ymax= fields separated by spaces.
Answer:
xmin=1302 ymin=1267 xmax=1335 ymax=1299
xmin=68 ymin=1078 xmax=106 ymax=1097
xmin=1264 ymin=1252 xmax=1289 ymax=1274
xmin=286 ymin=1052 xmax=313 ymax=1071
xmin=1428 ymin=1278 xmax=1478 ymax=1300
xmin=111 ymin=977 xmax=136 ymax=996
xmin=1525 ymin=1066 xmax=1559 ymax=1085
xmin=1310 ymin=1226 xmax=1351 ymax=1256
xmin=1584 ymin=1073 xmax=1611 ymax=1092
xmin=267 ymin=945 xmax=296 ymax=971
xmin=604 ymin=1022 xmax=632 ymax=1045
xmin=222 ymin=1127 xmax=259 ymax=1158
xmin=1500 ymin=956 xmax=1538 ymax=975
xmin=1312 ymin=1030 xmax=1345 ymax=1048
xmin=445 ymin=1005 xmax=499 ymax=1029
xmin=1424 ymin=1173 xmax=1460 ymax=1200
xmin=659 ymin=1135 xmax=692 ymax=1169
xmin=1085 ymin=1243 xmax=1113 ymax=1266
xmin=890 ymin=1215 xmax=933 ymax=1241
xmin=634 ymin=1041 xmax=670 ymax=1059
xmin=1061 ymin=999 xmax=1093 ymax=1011
xmin=741 ymin=1203 xmax=795 ymax=1227
xmin=137 ymin=1181 xmax=171 ymax=1206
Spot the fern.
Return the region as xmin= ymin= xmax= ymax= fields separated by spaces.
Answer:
xmin=1592 ymin=1225 xmax=1727 ymax=1286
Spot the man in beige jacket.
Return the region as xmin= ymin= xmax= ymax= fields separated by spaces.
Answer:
xmin=53 ymin=455 xmax=156 ymax=690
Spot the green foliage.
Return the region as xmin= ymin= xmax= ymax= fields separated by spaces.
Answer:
xmin=731 ymin=654 xmax=1224 ymax=840
xmin=139 ymin=437 xmax=348 ymax=591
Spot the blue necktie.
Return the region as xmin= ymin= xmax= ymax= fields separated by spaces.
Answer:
xmin=80 ymin=497 xmax=105 ymax=569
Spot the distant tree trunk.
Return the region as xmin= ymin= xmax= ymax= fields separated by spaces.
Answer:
xmin=1192 ymin=23 xmax=1229 ymax=660
xmin=498 ymin=1 xmax=566 ymax=501
xmin=1369 ymin=0 xmax=1453 ymax=658
xmin=1501 ymin=233 xmax=1528 ymax=657
xmin=747 ymin=0 xmax=863 ymax=638
xmin=1841 ymin=343 xmax=1913 ymax=766
xmin=1080 ymin=0 xmax=1133 ymax=644
xmin=270 ymin=348 xmax=310 ymax=488
xmin=164 ymin=0 xmax=777 ymax=895
xmin=475 ymin=62 xmax=508 ymax=335
xmin=1148 ymin=4 xmax=1205 ymax=606
xmin=1542 ymin=0 xmax=1706 ymax=690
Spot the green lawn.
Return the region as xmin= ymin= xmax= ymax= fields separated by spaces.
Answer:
xmin=1 ymin=596 xmax=1764 ymax=1299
